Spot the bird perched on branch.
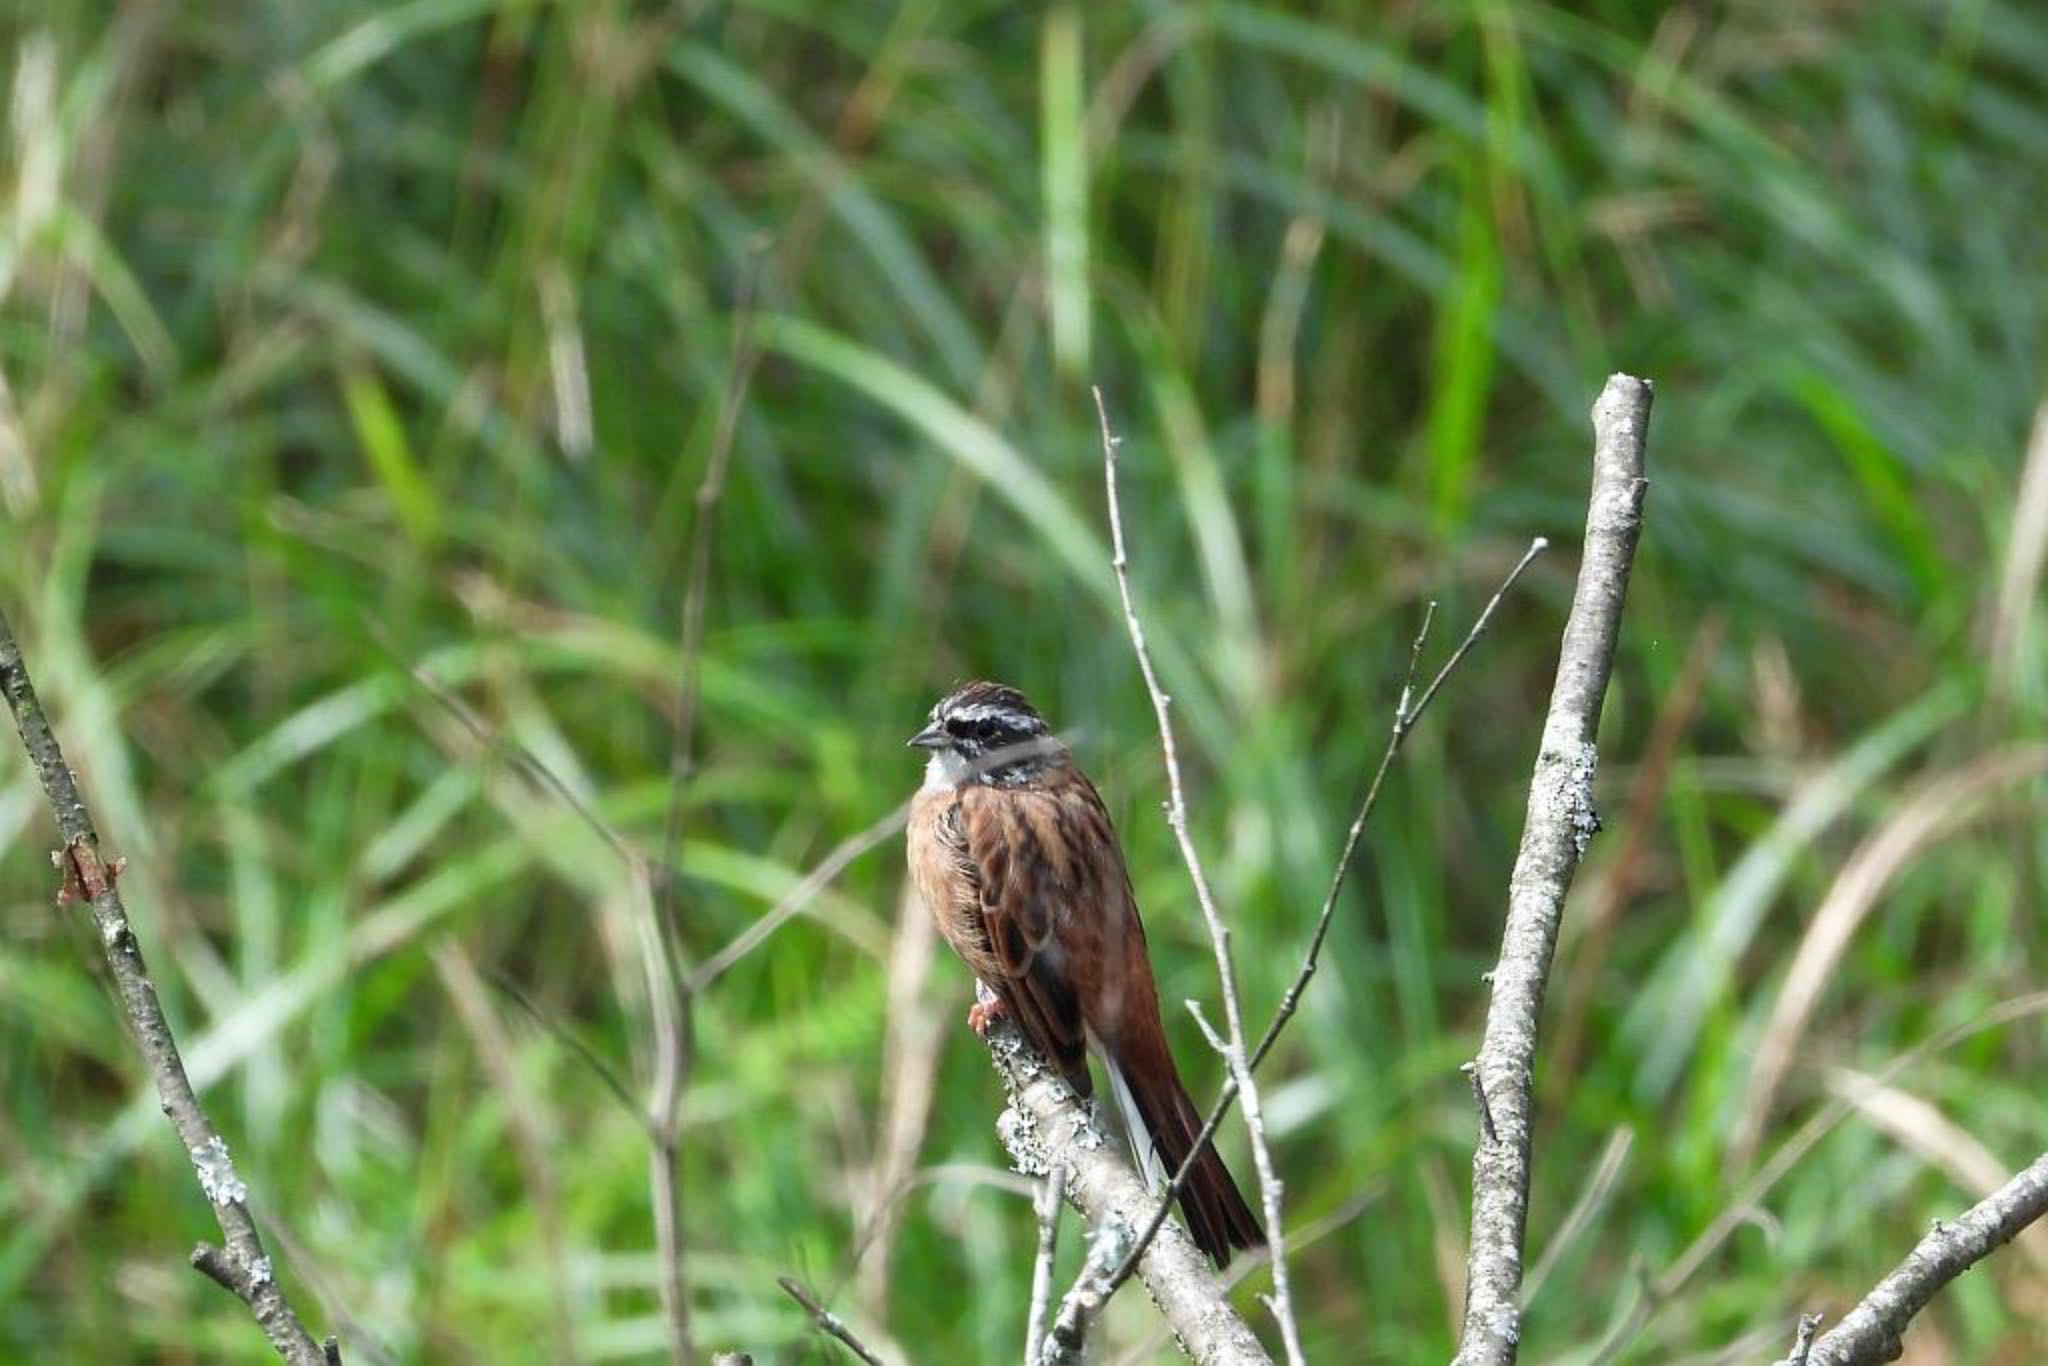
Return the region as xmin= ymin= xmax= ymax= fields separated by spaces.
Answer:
xmin=904 ymin=680 xmax=1263 ymax=1266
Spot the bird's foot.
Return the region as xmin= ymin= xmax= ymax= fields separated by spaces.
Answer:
xmin=967 ymin=996 xmax=1009 ymax=1037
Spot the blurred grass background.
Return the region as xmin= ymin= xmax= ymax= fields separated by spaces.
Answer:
xmin=2 ymin=1 xmax=2046 ymax=1361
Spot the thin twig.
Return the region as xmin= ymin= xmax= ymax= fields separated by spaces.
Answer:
xmin=634 ymin=855 xmax=690 ymax=1366
xmin=778 ymin=1276 xmax=888 ymax=1366
xmin=1773 ymin=1312 xmax=1822 ymax=1366
xmin=1454 ymin=373 xmax=1654 ymax=1365
xmin=1100 ymin=539 xmax=1547 ymax=1300
xmin=374 ymin=625 xmax=634 ymax=865
xmin=1801 ymin=1151 xmax=2048 ymax=1365
xmin=385 ymin=625 xmax=691 ymax=1362
xmin=644 ymin=256 xmax=762 ymax=1366
xmin=1094 ymin=386 xmax=1303 ymax=1364
xmin=687 ymin=803 xmax=910 ymax=992
xmin=658 ymin=257 xmax=762 ymax=910
xmin=485 ymin=968 xmax=644 ymax=1119
xmin=0 ymin=608 xmax=335 ymax=1365
xmin=1271 ymin=540 xmax=1545 ymax=1058
xmin=1522 ymin=1127 xmax=1633 ymax=1307
xmin=1024 ymin=1169 xmax=1067 ymax=1365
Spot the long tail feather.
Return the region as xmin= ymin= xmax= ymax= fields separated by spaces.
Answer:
xmin=1102 ymin=1046 xmax=1264 ymax=1266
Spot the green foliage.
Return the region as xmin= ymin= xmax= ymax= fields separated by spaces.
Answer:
xmin=2 ymin=2 xmax=2045 ymax=1360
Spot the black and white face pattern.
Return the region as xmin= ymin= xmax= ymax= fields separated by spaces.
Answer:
xmin=909 ymin=681 xmax=1059 ymax=789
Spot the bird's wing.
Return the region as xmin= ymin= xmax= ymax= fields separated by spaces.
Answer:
xmin=953 ymin=778 xmax=1263 ymax=1263
xmin=954 ymin=784 xmax=1092 ymax=1094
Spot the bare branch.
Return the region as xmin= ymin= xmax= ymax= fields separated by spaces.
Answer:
xmin=1272 ymin=539 xmax=1545 ymax=1063
xmin=778 ymin=1275 xmax=888 ymax=1366
xmin=1094 ymin=386 xmax=1301 ymax=1364
xmin=485 ymin=968 xmax=644 ymax=1120
xmin=659 ymin=257 xmax=762 ymax=878
xmin=0 ymin=608 xmax=335 ymax=1364
xmin=377 ymin=621 xmax=635 ymax=865
xmin=643 ymin=256 xmax=764 ymax=1366
xmin=1455 ymin=373 xmax=1653 ymax=1365
xmin=982 ymin=1009 xmax=1271 ymax=1366
xmin=394 ymin=632 xmax=695 ymax=1365
xmin=1802 ymin=1150 xmax=2048 ymax=1365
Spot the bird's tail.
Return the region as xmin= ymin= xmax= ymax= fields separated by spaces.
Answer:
xmin=1102 ymin=1037 xmax=1264 ymax=1267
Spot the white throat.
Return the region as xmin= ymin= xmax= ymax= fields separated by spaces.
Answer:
xmin=921 ymin=749 xmax=971 ymax=793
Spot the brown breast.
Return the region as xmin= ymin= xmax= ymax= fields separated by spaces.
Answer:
xmin=907 ymin=785 xmax=1003 ymax=983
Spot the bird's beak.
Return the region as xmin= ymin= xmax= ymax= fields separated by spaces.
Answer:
xmin=907 ymin=724 xmax=946 ymax=751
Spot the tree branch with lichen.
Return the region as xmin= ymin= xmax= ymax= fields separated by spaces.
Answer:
xmin=1455 ymin=374 xmax=1653 ymax=1365
xmin=0 ymin=606 xmax=337 ymax=1366
xmin=978 ymin=999 xmax=1270 ymax=1366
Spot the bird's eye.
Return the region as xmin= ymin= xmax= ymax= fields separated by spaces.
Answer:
xmin=974 ymin=717 xmax=999 ymax=740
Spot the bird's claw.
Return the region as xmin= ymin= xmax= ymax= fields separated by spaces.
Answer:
xmin=967 ymin=997 xmax=1009 ymax=1037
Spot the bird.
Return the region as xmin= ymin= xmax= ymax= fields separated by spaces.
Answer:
xmin=904 ymin=679 xmax=1264 ymax=1266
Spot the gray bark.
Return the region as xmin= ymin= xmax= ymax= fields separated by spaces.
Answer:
xmin=1805 ymin=1150 xmax=2048 ymax=1365
xmin=1454 ymin=375 xmax=1653 ymax=1365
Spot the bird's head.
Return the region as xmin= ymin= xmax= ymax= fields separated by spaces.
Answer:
xmin=908 ymin=681 xmax=1061 ymax=787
